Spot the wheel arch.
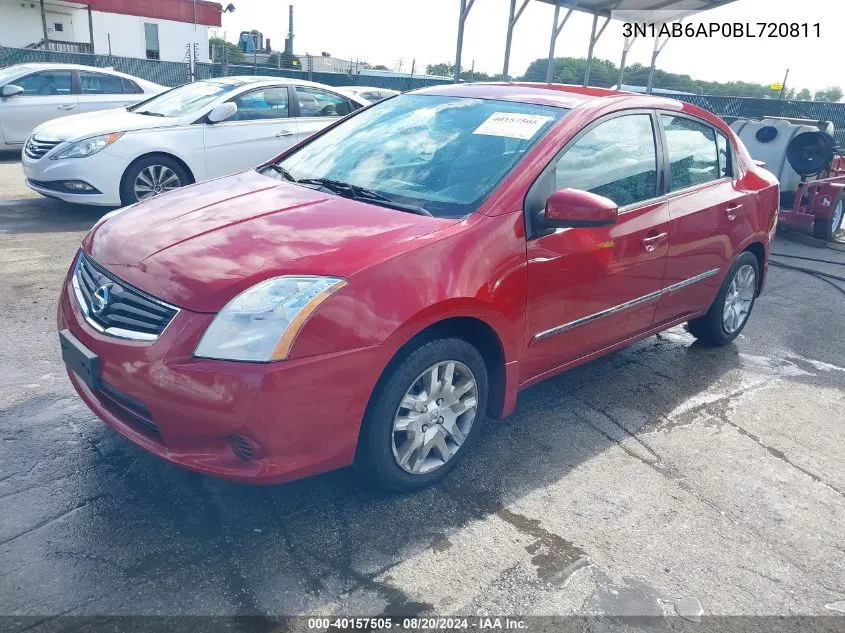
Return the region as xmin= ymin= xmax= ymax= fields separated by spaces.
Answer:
xmin=119 ymin=151 xmax=197 ymax=201
xmin=365 ymin=315 xmax=510 ymax=425
xmin=742 ymin=241 xmax=766 ymax=296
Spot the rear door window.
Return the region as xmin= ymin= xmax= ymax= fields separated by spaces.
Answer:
xmin=716 ymin=132 xmax=732 ymax=178
xmin=295 ymin=86 xmax=351 ymax=117
xmin=661 ymin=114 xmax=720 ymax=191
xmin=79 ymin=71 xmax=124 ymax=95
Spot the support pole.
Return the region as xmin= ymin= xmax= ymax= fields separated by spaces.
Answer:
xmin=545 ymin=1 xmax=578 ymax=83
xmin=454 ymin=0 xmax=475 ymax=83
xmin=87 ymin=4 xmax=94 ymax=52
xmin=503 ymin=0 xmax=529 ymax=80
xmin=778 ymin=68 xmax=789 ymax=100
xmin=646 ymin=29 xmax=671 ymax=95
xmin=616 ymin=35 xmax=636 ymax=90
xmin=583 ymin=15 xmax=610 ymax=87
xmin=39 ymin=0 xmax=49 ymax=47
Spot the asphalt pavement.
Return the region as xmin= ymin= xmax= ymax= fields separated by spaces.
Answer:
xmin=1 ymin=151 xmax=844 ymax=628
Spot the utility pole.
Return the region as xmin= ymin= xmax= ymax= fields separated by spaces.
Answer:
xmin=222 ymin=31 xmax=229 ymax=76
xmin=779 ymin=68 xmax=790 ymax=100
xmin=39 ymin=0 xmax=49 ymax=48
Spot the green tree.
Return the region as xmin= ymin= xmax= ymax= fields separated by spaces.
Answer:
xmin=265 ymin=51 xmax=301 ymax=70
xmin=424 ymin=62 xmax=492 ymax=81
xmin=426 ymin=62 xmax=454 ymax=77
xmin=371 ymin=64 xmax=390 ymax=71
xmin=209 ymin=37 xmax=245 ymax=64
xmin=814 ymin=86 xmax=844 ymax=102
xmin=519 ymin=55 xmax=823 ymax=100
xmin=796 ymin=88 xmax=812 ymax=100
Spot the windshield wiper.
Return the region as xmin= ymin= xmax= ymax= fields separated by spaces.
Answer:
xmin=262 ymin=163 xmax=297 ymax=182
xmin=135 ymin=110 xmax=165 ymax=117
xmin=297 ymin=177 xmax=433 ymax=217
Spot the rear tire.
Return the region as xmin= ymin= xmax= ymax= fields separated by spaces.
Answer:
xmin=813 ymin=195 xmax=844 ymax=241
xmin=120 ymin=155 xmax=191 ymax=206
xmin=687 ymin=251 xmax=759 ymax=346
xmin=355 ymin=338 xmax=488 ymax=492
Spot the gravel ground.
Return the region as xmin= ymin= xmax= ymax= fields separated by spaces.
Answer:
xmin=0 ymin=150 xmax=843 ymax=628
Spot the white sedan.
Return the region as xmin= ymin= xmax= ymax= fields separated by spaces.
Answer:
xmin=22 ymin=76 xmax=369 ymax=206
xmin=0 ymin=63 xmax=164 ymax=148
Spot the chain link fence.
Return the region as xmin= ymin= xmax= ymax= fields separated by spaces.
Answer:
xmin=0 ymin=46 xmax=450 ymax=92
xmin=0 ymin=46 xmax=191 ymax=86
xmin=661 ymin=95 xmax=845 ymax=146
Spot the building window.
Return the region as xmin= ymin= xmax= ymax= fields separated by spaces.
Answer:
xmin=144 ymin=23 xmax=160 ymax=60
xmin=54 ymin=23 xmax=64 ymax=32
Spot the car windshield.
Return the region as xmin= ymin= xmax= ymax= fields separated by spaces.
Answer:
xmin=128 ymin=80 xmax=238 ymax=117
xmin=0 ymin=66 xmax=26 ymax=85
xmin=271 ymin=94 xmax=567 ymax=218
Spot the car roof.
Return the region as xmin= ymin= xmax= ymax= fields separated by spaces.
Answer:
xmin=208 ymin=75 xmax=369 ymax=103
xmin=350 ymin=86 xmax=397 ymax=93
xmin=5 ymin=62 xmax=163 ymax=87
xmin=411 ymin=81 xmax=727 ymax=130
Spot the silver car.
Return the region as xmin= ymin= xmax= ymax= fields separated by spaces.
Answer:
xmin=0 ymin=63 xmax=165 ymax=148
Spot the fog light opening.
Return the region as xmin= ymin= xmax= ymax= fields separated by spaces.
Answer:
xmin=63 ymin=180 xmax=95 ymax=191
xmin=230 ymin=435 xmax=258 ymax=461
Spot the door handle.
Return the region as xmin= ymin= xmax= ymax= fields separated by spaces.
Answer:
xmin=56 ymin=104 xmax=77 ymax=111
xmin=275 ymin=130 xmax=295 ymax=137
xmin=642 ymin=232 xmax=668 ymax=253
xmin=726 ymin=203 xmax=743 ymax=221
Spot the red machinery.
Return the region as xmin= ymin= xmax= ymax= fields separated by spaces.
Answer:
xmin=732 ymin=118 xmax=844 ymax=241
xmin=777 ymin=152 xmax=845 ymax=241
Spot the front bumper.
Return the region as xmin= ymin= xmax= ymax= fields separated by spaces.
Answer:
xmin=58 ymin=266 xmax=385 ymax=483
xmin=23 ymin=149 xmax=126 ymax=206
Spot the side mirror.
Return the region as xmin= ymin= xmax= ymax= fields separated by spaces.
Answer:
xmin=2 ymin=84 xmax=24 ymax=98
xmin=543 ymin=188 xmax=618 ymax=228
xmin=207 ymin=102 xmax=237 ymax=124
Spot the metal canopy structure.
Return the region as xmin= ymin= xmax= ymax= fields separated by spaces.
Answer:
xmin=454 ymin=0 xmax=740 ymax=91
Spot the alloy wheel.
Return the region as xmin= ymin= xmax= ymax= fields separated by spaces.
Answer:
xmin=134 ymin=165 xmax=182 ymax=201
xmin=722 ymin=264 xmax=756 ymax=334
xmin=391 ymin=360 xmax=479 ymax=475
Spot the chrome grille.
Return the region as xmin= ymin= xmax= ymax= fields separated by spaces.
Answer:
xmin=72 ymin=251 xmax=179 ymax=341
xmin=25 ymin=136 xmax=62 ymax=160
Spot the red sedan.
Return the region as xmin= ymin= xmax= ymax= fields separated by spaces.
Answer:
xmin=58 ymin=83 xmax=779 ymax=490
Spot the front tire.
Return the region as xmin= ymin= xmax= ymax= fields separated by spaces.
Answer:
xmin=356 ymin=338 xmax=488 ymax=492
xmin=120 ymin=155 xmax=190 ymax=206
xmin=813 ymin=195 xmax=844 ymax=241
xmin=687 ymin=251 xmax=759 ymax=346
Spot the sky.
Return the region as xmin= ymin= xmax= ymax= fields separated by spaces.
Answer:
xmin=213 ymin=0 xmax=843 ymax=94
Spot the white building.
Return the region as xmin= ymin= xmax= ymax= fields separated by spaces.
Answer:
xmin=0 ymin=0 xmax=222 ymax=62
xmin=302 ymin=53 xmax=353 ymax=74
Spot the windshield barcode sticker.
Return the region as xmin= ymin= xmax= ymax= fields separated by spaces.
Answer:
xmin=473 ymin=113 xmax=553 ymax=140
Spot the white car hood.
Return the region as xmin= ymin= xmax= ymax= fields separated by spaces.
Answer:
xmin=31 ymin=108 xmax=179 ymax=142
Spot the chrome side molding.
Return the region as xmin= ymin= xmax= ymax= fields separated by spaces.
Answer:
xmin=532 ymin=268 xmax=721 ymax=342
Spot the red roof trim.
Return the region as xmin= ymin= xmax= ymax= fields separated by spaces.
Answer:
xmin=86 ymin=0 xmax=222 ymax=27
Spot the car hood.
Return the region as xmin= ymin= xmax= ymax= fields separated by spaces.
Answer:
xmin=32 ymin=108 xmax=178 ymax=142
xmin=84 ymin=171 xmax=455 ymax=313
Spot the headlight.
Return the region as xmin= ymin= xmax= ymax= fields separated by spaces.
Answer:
xmin=52 ymin=132 xmax=124 ymax=159
xmin=194 ymin=276 xmax=347 ymax=362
